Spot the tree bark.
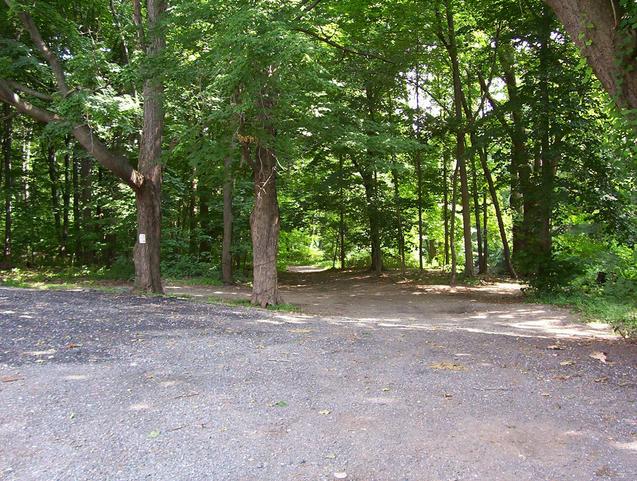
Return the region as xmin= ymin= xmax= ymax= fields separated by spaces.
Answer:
xmin=443 ymin=0 xmax=474 ymax=276
xmin=392 ymin=167 xmax=406 ymax=276
xmin=133 ymin=0 xmax=166 ymax=293
xmin=443 ymin=149 xmax=449 ymax=266
xmin=2 ymin=104 xmax=11 ymax=264
xmin=62 ymin=138 xmax=71 ymax=255
xmin=221 ymin=155 xmax=233 ymax=284
xmin=45 ymin=145 xmax=62 ymax=245
xmin=470 ymin=149 xmax=484 ymax=274
xmin=545 ymin=0 xmax=637 ymax=113
xmin=250 ymin=142 xmax=282 ymax=307
xmin=338 ymin=156 xmax=346 ymax=270
xmin=449 ymin=161 xmax=459 ymax=285
xmin=478 ymin=145 xmax=516 ymax=278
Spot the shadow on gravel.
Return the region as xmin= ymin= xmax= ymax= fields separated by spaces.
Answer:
xmin=0 ymin=288 xmax=286 ymax=367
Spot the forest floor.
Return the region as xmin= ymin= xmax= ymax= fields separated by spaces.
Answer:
xmin=0 ymin=271 xmax=636 ymax=480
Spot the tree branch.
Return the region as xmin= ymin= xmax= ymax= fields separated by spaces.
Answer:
xmin=0 ymin=79 xmax=143 ymax=189
xmin=7 ymin=1 xmax=70 ymax=96
xmin=4 ymin=79 xmax=52 ymax=101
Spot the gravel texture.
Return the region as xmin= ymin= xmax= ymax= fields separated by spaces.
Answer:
xmin=0 ymin=286 xmax=635 ymax=481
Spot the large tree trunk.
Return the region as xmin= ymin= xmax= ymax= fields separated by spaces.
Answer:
xmin=250 ymin=143 xmax=282 ymax=307
xmin=134 ymin=181 xmax=162 ymax=291
xmin=2 ymin=104 xmax=11 ymax=264
xmin=221 ymin=155 xmax=233 ymax=284
xmin=546 ymin=0 xmax=637 ymax=113
xmin=133 ymin=0 xmax=166 ymax=293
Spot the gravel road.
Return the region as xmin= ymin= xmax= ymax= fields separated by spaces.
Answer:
xmin=0 ymin=287 xmax=635 ymax=481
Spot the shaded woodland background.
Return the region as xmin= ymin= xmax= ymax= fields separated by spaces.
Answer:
xmin=0 ymin=0 xmax=635 ymax=322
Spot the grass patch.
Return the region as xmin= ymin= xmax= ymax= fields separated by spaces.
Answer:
xmin=528 ymin=290 xmax=637 ymax=337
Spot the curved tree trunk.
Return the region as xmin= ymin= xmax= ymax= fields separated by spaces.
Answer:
xmin=545 ymin=0 xmax=637 ymax=113
xmin=250 ymin=143 xmax=282 ymax=307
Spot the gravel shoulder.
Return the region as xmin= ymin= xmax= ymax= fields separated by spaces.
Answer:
xmin=0 ymin=284 xmax=635 ymax=481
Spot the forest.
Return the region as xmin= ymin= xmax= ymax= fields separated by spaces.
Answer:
xmin=0 ymin=0 xmax=635 ymax=324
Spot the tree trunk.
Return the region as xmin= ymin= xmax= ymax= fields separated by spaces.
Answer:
xmin=470 ymin=149 xmax=484 ymax=274
xmin=133 ymin=181 xmax=162 ymax=291
xmin=449 ymin=161 xmax=459 ymax=285
xmin=545 ymin=0 xmax=637 ymax=113
xmin=478 ymin=145 xmax=516 ymax=278
xmin=443 ymin=149 xmax=449 ymax=266
xmin=62 ymin=138 xmax=70 ymax=255
xmin=221 ymin=155 xmax=233 ymax=284
xmin=2 ymin=104 xmax=11 ymax=264
xmin=338 ymin=157 xmax=345 ymax=270
xmin=45 ymin=145 xmax=62 ymax=246
xmin=132 ymin=0 xmax=166 ymax=293
xmin=362 ymin=173 xmax=382 ymax=275
xmin=79 ymin=153 xmax=93 ymax=264
xmin=482 ymin=190 xmax=488 ymax=273
xmin=250 ymin=143 xmax=282 ymax=307
xmin=445 ymin=0 xmax=474 ymax=276
xmin=392 ymin=167 xmax=406 ymax=276
xmin=415 ymin=67 xmax=424 ymax=271
xmin=72 ymin=146 xmax=80 ymax=262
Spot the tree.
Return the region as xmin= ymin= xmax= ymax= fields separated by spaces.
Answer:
xmin=0 ymin=0 xmax=167 ymax=292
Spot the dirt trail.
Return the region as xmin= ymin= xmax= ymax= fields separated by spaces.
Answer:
xmin=166 ymin=267 xmax=617 ymax=340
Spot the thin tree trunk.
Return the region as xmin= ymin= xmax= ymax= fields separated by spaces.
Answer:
xmin=392 ymin=167 xmax=406 ymax=276
xmin=221 ymin=155 xmax=233 ymax=284
xmin=449 ymin=161 xmax=459 ymax=285
xmin=72 ymin=146 xmax=81 ymax=262
xmin=2 ymin=104 xmax=11 ymax=264
xmin=443 ymin=149 xmax=449 ymax=266
xmin=470 ymin=147 xmax=484 ymax=274
xmin=62 ymin=138 xmax=70 ymax=255
xmin=46 ymin=145 xmax=62 ymax=246
xmin=338 ymin=156 xmax=345 ymax=270
xmin=478 ymin=145 xmax=516 ymax=278
xmin=80 ymin=154 xmax=92 ymax=264
xmin=482 ymin=190 xmax=488 ymax=273
xmin=444 ymin=0 xmax=473 ymax=276
xmin=414 ymin=67 xmax=424 ymax=271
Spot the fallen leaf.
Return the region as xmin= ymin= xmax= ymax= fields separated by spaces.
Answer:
xmin=325 ymin=453 xmax=336 ymax=459
xmin=334 ymin=473 xmax=347 ymax=479
xmin=318 ymin=409 xmax=331 ymax=415
xmin=148 ymin=430 xmax=160 ymax=439
xmin=1 ymin=375 xmax=22 ymax=383
xmin=430 ymin=362 xmax=467 ymax=371
xmin=547 ymin=344 xmax=563 ymax=350
xmin=553 ymin=375 xmax=571 ymax=381
xmin=443 ymin=393 xmax=453 ymax=399
xmin=66 ymin=343 xmax=82 ymax=349
xmin=589 ymin=351 xmax=608 ymax=364
xmin=594 ymin=376 xmax=609 ymax=383
xmin=540 ymin=392 xmax=550 ymax=397
xmin=560 ymin=360 xmax=575 ymax=366
xmin=382 ymin=387 xmax=391 ymax=392
xmin=273 ymin=400 xmax=288 ymax=408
